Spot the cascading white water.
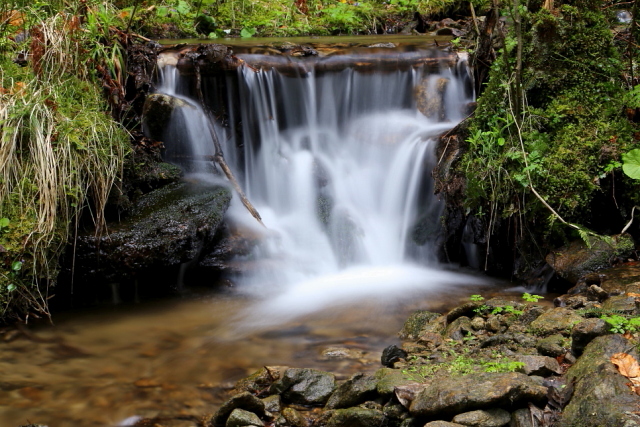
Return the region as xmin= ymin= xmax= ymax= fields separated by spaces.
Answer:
xmin=155 ymin=47 xmax=483 ymax=327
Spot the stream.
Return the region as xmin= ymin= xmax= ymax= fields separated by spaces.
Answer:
xmin=2 ymin=36 xmax=499 ymax=427
xmin=0 ymin=280 xmax=525 ymax=427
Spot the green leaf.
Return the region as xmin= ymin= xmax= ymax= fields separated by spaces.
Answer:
xmin=240 ymin=27 xmax=257 ymax=38
xmin=11 ymin=261 xmax=22 ymax=271
xmin=7 ymin=284 xmax=16 ymax=292
xmin=0 ymin=217 xmax=9 ymax=228
xmin=497 ymin=137 xmax=505 ymax=146
xmin=622 ymin=149 xmax=640 ymax=180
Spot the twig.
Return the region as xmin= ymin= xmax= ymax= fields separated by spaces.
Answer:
xmin=621 ymin=206 xmax=640 ymax=235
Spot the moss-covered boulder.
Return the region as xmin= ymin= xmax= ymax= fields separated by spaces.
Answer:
xmin=557 ymin=334 xmax=640 ymax=426
xmin=325 ymin=373 xmax=378 ymax=410
xmin=528 ymin=307 xmax=583 ymax=337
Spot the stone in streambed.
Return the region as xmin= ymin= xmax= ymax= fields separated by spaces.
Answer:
xmin=235 ymin=366 xmax=287 ymax=395
xmin=325 ymin=373 xmax=378 ymax=409
xmin=510 ymin=408 xmax=535 ymax=427
xmin=528 ymin=307 xmax=583 ymax=336
xmin=269 ymin=368 xmax=336 ymax=406
xmin=556 ymin=334 xmax=640 ymax=426
xmin=570 ymin=318 xmax=609 ymax=356
xmin=536 ymin=334 xmax=567 ymax=357
xmin=374 ymin=368 xmax=421 ymax=396
xmin=212 ymin=392 xmax=266 ymax=427
xmin=445 ymin=316 xmax=473 ymax=341
xmin=452 ymin=408 xmax=511 ymax=426
xmin=399 ymin=310 xmax=440 ymax=339
xmin=515 ymin=355 xmax=562 ymax=376
xmin=424 ymin=422 xmax=466 ymax=427
xmin=281 ymin=407 xmax=309 ymax=427
xmin=409 ymin=372 xmax=546 ymax=417
xmin=226 ymin=408 xmax=264 ymax=427
xmin=324 ymin=407 xmax=386 ymax=427
xmin=381 ymin=344 xmax=407 ymax=367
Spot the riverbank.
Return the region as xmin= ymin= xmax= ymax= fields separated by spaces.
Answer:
xmin=200 ymin=261 xmax=640 ymax=427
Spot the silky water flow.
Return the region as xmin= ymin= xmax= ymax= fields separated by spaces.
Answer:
xmin=155 ymin=50 xmax=484 ymax=329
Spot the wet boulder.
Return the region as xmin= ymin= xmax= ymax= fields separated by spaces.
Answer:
xmin=270 ymin=368 xmax=336 ymax=406
xmin=235 ymin=366 xmax=287 ymax=395
xmin=415 ymin=77 xmax=449 ymax=120
xmin=72 ymin=181 xmax=231 ymax=285
xmin=374 ymin=368 xmax=421 ymax=396
xmin=557 ymin=334 xmax=640 ymax=426
xmin=381 ymin=345 xmax=407 ymax=367
xmin=545 ymin=234 xmax=635 ymax=285
xmin=281 ymin=407 xmax=309 ymax=427
xmin=409 ymin=372 xmax=546 ymax=417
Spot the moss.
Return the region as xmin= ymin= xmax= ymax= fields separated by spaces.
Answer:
xmin=460 ymin=0 xmax=638 ymax=257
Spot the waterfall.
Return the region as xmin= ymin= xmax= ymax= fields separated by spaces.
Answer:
xmin=154 ymin=45 xmax=482 ymax=326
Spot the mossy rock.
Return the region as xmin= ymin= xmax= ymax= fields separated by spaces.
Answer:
xmin=399 ymin=310 xmax=441 ymax=340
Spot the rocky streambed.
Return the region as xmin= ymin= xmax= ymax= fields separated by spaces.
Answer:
xmin=175 ymin=263 xmax=640 ymax=427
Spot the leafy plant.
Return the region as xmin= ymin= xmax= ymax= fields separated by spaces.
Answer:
xmin=602 ymin=315 xmax=640 ymax=334
xmin=622 ymin=149 xmax=640 ymax=180
xmin=522 ymin=293 xmax=544 ymax=303
xmin=470 ymin=294 xmax=485 ymax=302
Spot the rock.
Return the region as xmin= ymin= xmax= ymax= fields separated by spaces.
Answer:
xmin=212 ymin=392 xmax=266 ymax=427
xmin=325 ymin=373 xmax=378 ymax=409
xmin=586 ymin=284 xmax=608 ymax=302
xmin=262 ymin=395 xmax=281 ymax=413
xmin=577 ymin=263 xmax=640 ymax=295
xmin=480 ymin=334 xmax=536 ymax=349
xmin=571 ymin=318 xmax=609 ymax=356
xmin=409 ymin=372 xmax=546 ymax=417
xmin=72 ymin=181 xmax=231 ymax=285
xmin=282 ymin=408 xmax=308 ymax=427
xmin=374 ymin=368 xmax=420 ymax=396
xmin=470 ymin=316 xmax=485 ymax=330
xmin=417 ymin=332 xmax=445 ymax=348
xmin=381 ymin=345 xmax=407 ymax=367
xmin=142 ymin=93 xmax=198 ymax=141
xmin=424 ymin=422 xmax=466 ymax=427
xmin=602 ymin=294 xmax=637 ymax=313
xmin=399 ymin=310 xmax=440 ymax=339
xmin=452 ymin=408 xmax=511 ymax=426
xmin=226 ymin=408 xmax=264 ymax=427
xmin=515 ymin=355 xmax=562 ymax=376
xmin=485 ymin=316 xmax=503 ymax=333
xmin=319 ymin=347 xmax=365 ymax=361
xmin=415 ymin=77 xmax=449 ymax=120
xmin=270 ymin=368 xmax=336 ymax=406
xmin=445 ymin=316 xmax=474 ymax=341
xmin=528 ymin=307 xmax=583 ymax=336
xmin=510 ymin=408 xmax=534 ymax=427
xmin=446 ymin=303 xmax=480 ymax=324
xmin=536 ymin=334 xmax=567 ymax=357
xmin=545 ymin=234 xmax=635 ymax=284
xmin=518 ymin=306 xmax=546 ymax=326
xmin=557 ymin=334 xmax=640 ymax=426
xmin=324 ymin=407 xmax=386 ymax=427
xmin=235 ymin=366 xmax=286 ymax=395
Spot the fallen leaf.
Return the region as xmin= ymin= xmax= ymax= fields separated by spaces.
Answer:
xmin=611 ymin=353 xmax=640 ymax=378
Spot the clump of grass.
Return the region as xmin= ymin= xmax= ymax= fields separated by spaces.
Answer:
xmin=0 ymin=4 xmax=129 ymax=322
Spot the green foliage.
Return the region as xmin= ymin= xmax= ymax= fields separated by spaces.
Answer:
xmin=602 ymin=314 xmax=640 ymax=334
xmin=522 ymin=293 xmax=543 ymax=303
xmin=0 ymin=2 xmax=130 ymax=321
xmin=622 ymin=149 xmax=640 ymax=180
xmin=491 ymin=305 xmax=524 ymax=316
xmin=460 ymin=1 xmax=637 ymax=250
xmin=470 ymin=294 xmax=485 ymax=302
